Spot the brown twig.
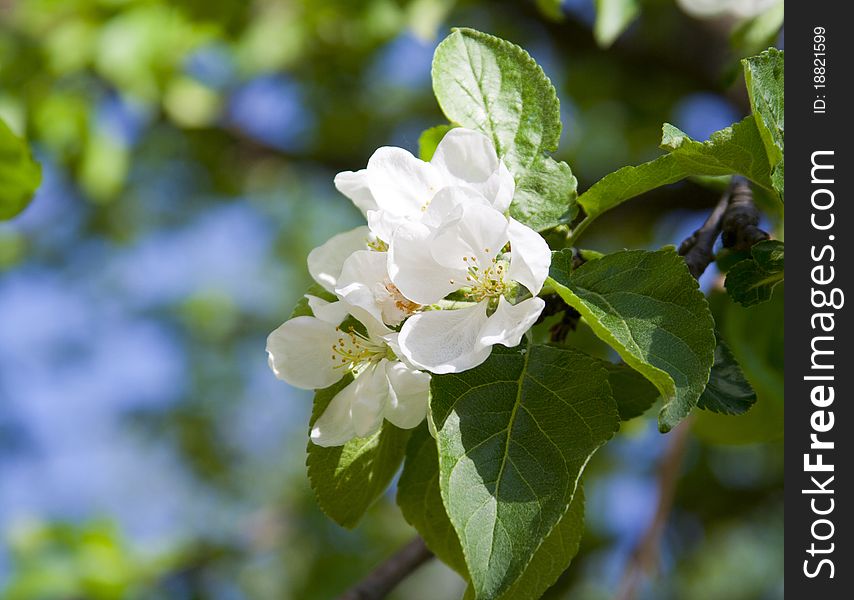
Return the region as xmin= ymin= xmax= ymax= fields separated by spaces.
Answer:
xmin=720 ymin=177 xmax=770 ymax=251
xmin=614 ymin=418 xmax=693 ymax=600
xmin=677 ymin=189 xmax=730 ymax=279
xmin=678 ymin=177 xmax=770 ymax=278
xmin=338 ymin=537 xmax=434 ymax=600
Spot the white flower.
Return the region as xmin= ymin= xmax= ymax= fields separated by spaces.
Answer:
xmin=266 ymin=296 xmax=430 ymax=446
xmin=335 ymin=250 xmax=421 ymax=327
xmin=388 ymin=196 xmax=550 ymax=373
xmin=333 ymin=128 xmax=515 ymax=242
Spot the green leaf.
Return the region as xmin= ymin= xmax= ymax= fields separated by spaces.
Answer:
xmin=743 ymin=48 xmax=784 ymax=199
xmin=512 ymin=156 xmax=578 ymax=232
xmin=577 ymin=117 xmax=776 ymax=221
xmin=697 ymin=332 xmax=757 ymax=416
xmin=547 ymin=247 xmax=716 ymax=432
xmin=431 ymin=344 xmax=618 ymax=599
xmin=418 ymin=124 xmax=455 ymax=161
xmin=289 ymin=283 xmax=336 ymax=319
xmin=432 ymin=28 xmax=576 ymax=231
xmin=660 ymin=118 xmax=774 ymax=192
xmin=397 ymin=424 xmax=468 ymax=577
xmin=602 ymin=362 xmax=660 ymax=421
xmin=594 ymin=0 xmax=640 ymax=48
xmin=576 ymin=154 xmax=683 ymax=220
xmin=306 ymin=378 xmax=411 ymax=528
xmin=487 ymin=486 xmax=586 ymax=600
xmin=724 ymin=240 xmax=784 ymax=307
xmin=0 ymin=117 xmax=42 ymax=220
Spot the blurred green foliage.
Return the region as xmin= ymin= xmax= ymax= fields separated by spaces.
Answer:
xmin=0 ymin=0 xmax=783 ymax=598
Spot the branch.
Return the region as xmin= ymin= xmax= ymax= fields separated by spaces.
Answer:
xmin=615 ymin=418 xmax=693 ymax=600
xmin=677 ymin=189 xmax=729 ymax=279
xmin=720 ymin=177 xmax=770 ymax=251
xmin=339 ymin=537 xmax=434 ymax=600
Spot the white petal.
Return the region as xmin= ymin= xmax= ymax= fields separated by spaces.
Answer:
xmin=420 ymin=186 xmax=487 ymax=229
xmin=388 ymin=222 xmax=462 ymax=305
xmin=335 ymin=250 xmax=390 ymax=325
xmin=384 ymin=361 xmax=430 ymax=429
xmin=334 ymin=169 xmax=378 ymax=216
xmin=489 ymin=161 xmax=515 ymax=213
xmin=479 ymin=296 xmax=545 ymax=348
xmin=507 ymin=218 xmax=551 ymax=295
xmin=398 ymin=302 xmax=492 ymax=374
xmin=307 ymin=226 xmax=371 ymax=293
xmin=431 ymin=202 xmax=509 ymax=271
xmin=266 ymin=317 xmax=342 ymax=389
xmin=349 ymin=363 xmax=391 ymax=438
xmin=431 ymin=128 xmax=499 ymax=184
xmin=310 ymin=380 xmax=358 ymax=447
xmin=367 ymin=209 xmax=407 ymax=243
xmin=367 ymin=147 xmax=444 ymax=217
xmin=431 ymin=128 xmax=514 ymax=212
xmin=305 ymin=295 xmax=349 ymax=325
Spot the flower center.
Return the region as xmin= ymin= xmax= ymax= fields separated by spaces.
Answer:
xmin=461 ymin=252 xmax=511 ymax=302
xmin=380 ymin=281 xmax=421 ymax=325
xmin=330 ymin=326 xmax=387 ymax=373
xmin=367 ymin=238 xmax=388 ymax=252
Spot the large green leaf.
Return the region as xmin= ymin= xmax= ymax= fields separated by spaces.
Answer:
xmin=432 ymin=28 xmax=576 ymax=231
xmin=697 ymin=332 xmax=757 ymax=416
xmin=397 ymin=424 xmax=468 ymax=577
xmin=594 ymin=0 xmax=640 ymax=48
xmin=431 ymin=344 xmax=618 ymax=599
xmin=602 ymin=362 xmax=660 ymax=421
xmin=577 ymin=117 xmax=775 ymax=221
xmin=0 ymin=118 xmax=42 ymax=220
xmin=547 ymin=248 xmax=716 ymax=432
xmin=724 ymin=240 xmax=784 ymax=307
xmin=398 ymin=425 xmax=588 ymax=600
xmin=306 ymin=378 xmax=411 ymax=528
xmin=743 ymin=48 xmax=784 ymax=199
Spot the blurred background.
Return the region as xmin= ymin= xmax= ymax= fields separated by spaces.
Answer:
xmin=0 ymin=0 xmax=783 ymax=598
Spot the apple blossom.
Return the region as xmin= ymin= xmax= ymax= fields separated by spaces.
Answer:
xmin=266 ymin=295 xmax=430 ymax=447
xmin=388 ymin=195 xmax=551 ymax=374
xmin=333 ymin=127 xmax=515 ymax=242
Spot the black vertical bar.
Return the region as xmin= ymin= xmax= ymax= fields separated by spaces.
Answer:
xmin=786 ymin=1 xmax=852 ymax=596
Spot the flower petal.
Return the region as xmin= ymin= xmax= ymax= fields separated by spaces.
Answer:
xmin=388 ymin=221 xmax=462 ymax=305
xmin=349 ymin=363 xmax=391 ymax=438
xmin=431 ymin=202 xmax=509 ymax=271
xmin=431 ymin=128 xmax=499 ymax=184
xmin=305 ymin=295 xmax=350 ymax=325
xmin=421 ymin=186 xmax=487 ymax=229
xmin=507 ymin=217 xmax=551 ymax=295
xmin=430 ymin=128 xmax=514 ymax=212
xmin=310 ymin=380 xmax=358 ymax=447
xmin=490 ymin=161 xmax=515 ymax=213
xmin=384 ymin=361 xmax=430 ymax=429
xmin=307 ymin=226 xmax=371 ymax=292
xmin=398 ymin=301 xmax=492 ymax=374
xmin=367 ymin=209 xmax=406 ymax=243
xmin=266 ymin=317 xmax=342 ymax=389
xmin=479 ymin=296 xmax=545 ymax=348
xmin=367 ymin=147 xmax=444 ymax=217
xmin=334 ymin=169 xmax=377 ymax=216
xmin=335 ymin=250 xmax=390 ymax=325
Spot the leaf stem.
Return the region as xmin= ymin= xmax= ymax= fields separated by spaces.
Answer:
xmin=338 ymin=537 xmax=434 ymax=600
xmin=566 ymin=215 xmax=593 ymax=246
